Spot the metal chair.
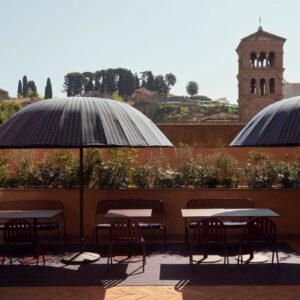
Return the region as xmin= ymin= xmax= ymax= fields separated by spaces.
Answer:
xmin=237 ymin=217 xmax=279 ymax=271
xmin=107 ymin=218 xmax=146 ymax=272
xmin=190 ymin=217 xmax=229 ymax=270
xmin=2 ymin=219 xmax=45 ymax=266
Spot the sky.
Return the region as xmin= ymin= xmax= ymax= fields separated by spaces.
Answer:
xmin=1 ymin=0 xmax=300 ymax=103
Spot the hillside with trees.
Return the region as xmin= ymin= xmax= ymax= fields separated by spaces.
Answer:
xmin=63 ymin=69 xmax=177 ymax=98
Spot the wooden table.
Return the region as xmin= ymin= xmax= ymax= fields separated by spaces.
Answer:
xmin=181 ymin=208 xmax=279 ymax=218
xmin=181 ymin=208 xmax=280 ymax=263
xmin=104 ymin=209 xmax=152 ymax=218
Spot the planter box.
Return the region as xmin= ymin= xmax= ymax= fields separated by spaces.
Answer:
xmin=0 ymin=188 xmax=299 ymax=241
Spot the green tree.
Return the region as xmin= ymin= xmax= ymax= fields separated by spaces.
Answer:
xmin=186 ymin=81 xmax=199 ymax=99
xmin=135 ymin=73 xmax=140 ymax=89
xmin=165 ymin=73 xmax=177 ymax=91
xmin=106 ymin=69 xmax=117 ymax=94
xmin=44 ymin=78 xmax=53 ymax=99
xmin=83 ymin=72 xmax=95 ymax=93
xmin=63 ymin=72 xmax=84 ymax=96
xmin=123 ymin=70 xmax=136 ymax=97
xmin=27 ymin=81 xmax=37 ymax=93
xmin=17 ymin=80 xmax=22 ymax=97
xmin=141 ymin=71 xmax=156 ymax=91
xmin=22 ymin=75 xmax=28 ymax=97
xmin=155 ymin=75 xmax=168 ymax=95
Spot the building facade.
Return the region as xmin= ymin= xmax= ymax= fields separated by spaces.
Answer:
xmin=236 ymin=26 xmax=286 ymax=123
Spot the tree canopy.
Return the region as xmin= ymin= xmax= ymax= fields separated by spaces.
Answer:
xmin=186 ymin=81 xmax=199 ymax=99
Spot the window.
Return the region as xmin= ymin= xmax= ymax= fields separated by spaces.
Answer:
xmin=270 ymin=78 xmax=275 ymax=93
xmin=250 ymin=78 xmax=256 ymax=94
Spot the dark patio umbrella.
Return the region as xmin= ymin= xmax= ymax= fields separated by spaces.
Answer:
xmin=230 ymin=96 xmax=300 ymax=147
xmin=0 ymin=97 xmax=173 ymax=263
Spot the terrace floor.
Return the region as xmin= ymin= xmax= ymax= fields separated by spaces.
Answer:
xmin=1 ymin=239 xmax=300 ymax=300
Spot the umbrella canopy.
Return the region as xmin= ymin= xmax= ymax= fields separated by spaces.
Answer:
xmin=230 ymin=96 xmax=300 ymax=147
xmin=0 ymin=97 xmax=172 ymax=148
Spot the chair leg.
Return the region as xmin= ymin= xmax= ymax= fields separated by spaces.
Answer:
xmin=185 ymin=227 xmax=189 ymax=244
xmin=142 ymin=242 xmax=146 ymax=272
xmin=63 ymin=225 xmax=67 ymax=244
xmin=238 ymin=242 xmax=244 ymax=272
xmin=272 ymin=242 xmax=280 ymax=272
xmin=189 ymin=242 xmax=194 ymax=272
xmin=7 ymin=245 xmax=13 ymax=265
xmin=107 ymin=243 xmax=113 ymax=270
xmin=57 ymin=228 xmax=60 ymax=246
xmin=163 ymin=227 xmax=167 ymax=251
xmin=96 ymin=228 xmax=99 ymax=245
xmin=224 ymin=242 xmax=229 ymax=268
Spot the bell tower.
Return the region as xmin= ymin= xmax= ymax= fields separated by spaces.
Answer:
xmin=236 ymin=26 xmax=286 ymax=123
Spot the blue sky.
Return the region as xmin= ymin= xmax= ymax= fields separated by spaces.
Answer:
xmin=1 ymin=0 xmax=300 ymax=103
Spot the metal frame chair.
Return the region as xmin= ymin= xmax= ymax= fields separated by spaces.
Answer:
xmin=107 ymin=218 xmax=146 ymax=272
xmin=237 ymin=217 xmax=279 ymax=271
xmin=190 ymin=217 xmax=229 ymax=271
xmin=2 ymin=218 xmax=45 ymax=266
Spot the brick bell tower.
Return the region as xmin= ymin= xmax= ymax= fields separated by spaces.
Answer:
xmin=236 ymin=26 xmax=286 ymax=123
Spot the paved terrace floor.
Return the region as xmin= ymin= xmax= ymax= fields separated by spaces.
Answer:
xmin=1 ymin=239 xmax=300 ymax=300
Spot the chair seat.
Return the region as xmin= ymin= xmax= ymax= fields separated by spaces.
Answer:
xmin=96 ymin=222 xmax=111 ymax=229
xmin=96 ymin=221 xmax=164 ymax=229
xmin=138 ymin=221 xmax=164 ymax=229
xmin=37 ymin=222 xmax=60 ymax=230
xmin=223 ymin=221 xmax=247 ymax=228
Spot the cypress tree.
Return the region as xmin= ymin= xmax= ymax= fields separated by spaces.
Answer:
xmin=45 ymin=78 xmax=53 ymax=99
xmin=17 ymin=80 xmax=23 ymax=96
xmin=134 ymin=73 xmax=140 ymax=89
xmin=22 ymin=75 xmax=28 ymax=97
xmin=27 ymin=80 xmax=37 ymax=93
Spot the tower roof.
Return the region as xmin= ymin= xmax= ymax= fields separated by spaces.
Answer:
xmin=240 ymin=27 xmax=286 ymax=43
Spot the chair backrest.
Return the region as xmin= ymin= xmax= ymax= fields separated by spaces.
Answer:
xmin=109 ymin=218 xmax=142 ymax=242
xmin=187 ymin=198 xmax=254 ymax=209
xmin=194 ymin=217 xmax=226 ymax=242
xmin=4 ymin=219 xmax=36 ymax=243
xmin=243 ymin=217 xmax=277 ymax=242
xmin=96 ymin=199 xmax=165 ymax=214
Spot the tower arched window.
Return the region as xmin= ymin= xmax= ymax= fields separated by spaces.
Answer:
xmin=250 ymin=78 xmax=256 ymax=94
xmin=250 ymin=52 xmax=257 ymax=68
xmin=259 ymin=52 xmax=267 ymax=67
xmin=270 ymin=78 xmax=275 ymax=94
xmin=260 ymin=79 xmax=266 ymax=96
xmin=268 ymin=52 xmax=275 ymax=67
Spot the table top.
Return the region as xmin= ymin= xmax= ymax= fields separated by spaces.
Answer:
xmin=104 ymin=209 xmax=152 ymax=218
xmin=0 ymin=210 xmax=63 ymax=219
xmin=181 ymin=208 xmax=279 ymax=218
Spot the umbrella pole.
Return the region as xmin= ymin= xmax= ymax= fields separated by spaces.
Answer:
xmin=61 ymin=148 xmax=100 ymax=264
xmin=79 ymin=147 xmax=84 ymax=251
